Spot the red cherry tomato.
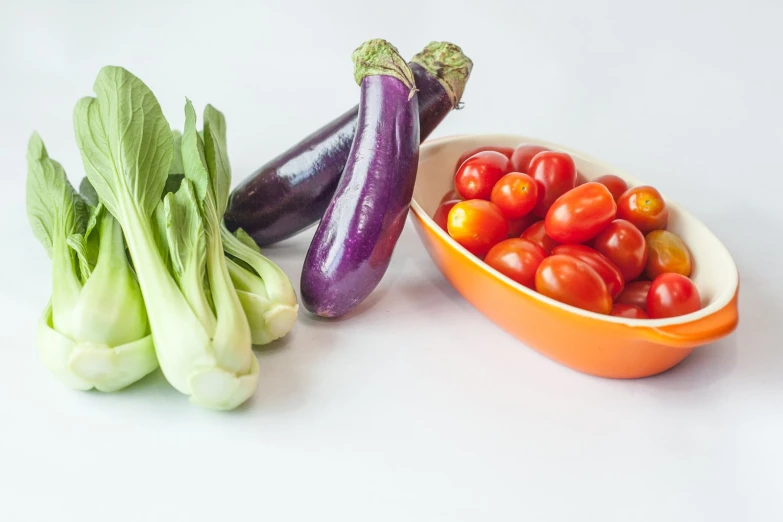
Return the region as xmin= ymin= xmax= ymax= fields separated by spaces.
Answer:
xmin=455 ymin=146 xmax=514 ymax=171
xmin=535 ymin=255 xmax=612 ymax=314
xmin=593 ymin=175 xmax=628 ymax=201
xmin=645 ymin=230 xmax=693 ymax=279
xmin=528 ymin=151 xmax=578 ymax=217
xmin=647 ymin=273 xmax=701 ymax=318
xmin=551 ymin=244 xmax=625 ymax=299
xmin=454 ymin=151 xmax=511 ymax=201
xmin=610 ymin=303 xmax=648 ymax=319
xmin=617 ymin=185 xmax=669 ymax=234
xmin=544 ymin=182 xmax=616 ymax=244
xmin=593 ymin=219 xmax=648 ymax=281
xmin=485 ymin=238 xmax=546 ymax=289
xmin=447 ymin=200 xmax=508 ymax=257
xmin=490 ymin=172 xmax=539 ymax=219
xmin=521 ymin=221 xmax=559 ymax=254
xmin=433 ymin=199 xmax=460 ymax=230
xmin=615 ymin=281 xmax=652 ymax=311
xmin=440 ymin=188 xmax=462 ymax=204
xmin=510 ymin=144 xmax=550 ymax=173
xmin=507 ymin=213 xmax=539 ymax=238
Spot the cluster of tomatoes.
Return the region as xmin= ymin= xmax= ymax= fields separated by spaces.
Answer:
xmin=434 ymin=144 xmax=701 ymax=319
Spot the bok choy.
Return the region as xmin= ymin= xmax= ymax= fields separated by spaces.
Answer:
xmin=72 ymin=66 xmax=260 ymax=410
xmin=27 ymin=133 xmax=156 ymax=391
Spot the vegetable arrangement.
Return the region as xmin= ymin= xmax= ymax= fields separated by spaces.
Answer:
xmin=27 ymin=67 xmax=298 ymax=409
xmin=437 ymin=143 xmax=701 ymax=319
xmin=26 ymin=37 xmax=471 ymax=405
xmin=27 ymin=31 xmax=716 ymax=400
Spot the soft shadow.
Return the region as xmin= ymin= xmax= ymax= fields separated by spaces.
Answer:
xmin=250 ymin=324 xmax=337 ymax=413
xmin=639 ymin=336 xmax=739 ymax=391
xmin=640 ymin=264 xmax=780 ymax=393
xmin=300 ymin=282 xmax=396 ymax=323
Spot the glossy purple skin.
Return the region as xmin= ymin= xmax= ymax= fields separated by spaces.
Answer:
xmin=224 ymin=62 xmax=451 ymax=246
xmin=300 ymin=74 xmax=420 ymax=317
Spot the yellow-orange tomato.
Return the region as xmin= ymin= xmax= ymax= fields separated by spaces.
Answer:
xmin=616 ymin=185 xmax=669 ymax=234
xmin=645 ymin=230 xmax=693 ymax=279
xmin=447 ymin=200 xmax=509 ymax=257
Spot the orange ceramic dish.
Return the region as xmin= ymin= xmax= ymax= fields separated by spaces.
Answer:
xmin=410 ymin=135 xmax=739 ymax=379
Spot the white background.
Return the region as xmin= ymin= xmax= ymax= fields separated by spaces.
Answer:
xmin=1 ymin=1 xmax=781 ymax=520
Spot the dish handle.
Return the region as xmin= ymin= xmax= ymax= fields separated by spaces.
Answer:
xmin=638 ymin=289 xmax=739 ymax=348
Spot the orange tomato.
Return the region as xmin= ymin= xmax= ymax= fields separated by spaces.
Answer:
xmin=510 ymin=144 xmax=550 ymax=173
xmin=610 ymin=303 xmax=648 ymax=318
xmin=615 ymin=281 xmax=653 ymax=312
xmin=617 ymin=185 xmax=669 ymax=233
xmin=490 ymin=172 xmax=539 ymax=219
xmin=593 ymin=219 xmax=648 ymax=282
xmin=593 ymin=175 xmax=628 ymax=201
xmin=454 ymin=151 xmax=511 ymax=200
xmin=551 ymin=244 xmax=625 ymax=299
xmin=485 ymin=238 xmax=546 ymax=289
xmin=447 ymin=200 xmax=508 ymax=257
xmin=521 ymin=221 xmax=559 ymax=255
xmin=647 ymin=273 xmax=701 ymax=318
xmin=544 ymin=182 xmax=617 ymax=244
xmin=535 ymin=255 xmax=613 ymax=314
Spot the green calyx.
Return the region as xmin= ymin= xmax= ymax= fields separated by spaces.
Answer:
xmin=352 ymin=39 xmax=417 ymax=100
xmin=411 ymin=41 xmax=473 ymax=108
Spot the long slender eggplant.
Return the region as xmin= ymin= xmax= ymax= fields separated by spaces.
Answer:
xmin=300 ymin=40 xmax=420 ymax=318
xmin=224 ymin=41 xmax=472 ymax=246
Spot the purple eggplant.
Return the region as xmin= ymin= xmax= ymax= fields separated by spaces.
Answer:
xmin=300 ymin=39 xmax=420 ymax=318
xmin=224 ymin=41 xmax=473 ymax=246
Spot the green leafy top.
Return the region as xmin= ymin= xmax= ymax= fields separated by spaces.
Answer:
xmin=169 ymin=130 xmax=184 ymax=176
xmin=164 ymin=179 xmax=206 ymax=285
xmin=26 ymin=133 xmax=87 ymax=258
xmin=181 ymin=100 xmax=232 ymax=220
xmin=73 ymin=66 xmax=173 ymax=220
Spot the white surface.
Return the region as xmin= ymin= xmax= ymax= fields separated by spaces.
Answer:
xmin=1 ymin=1 xmax=781 ymax=520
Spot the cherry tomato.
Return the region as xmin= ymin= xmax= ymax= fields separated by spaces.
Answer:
xmin=521 ymin=221 xmax=559 ymax=254
xmin=456 ymin=146 xmax=514 ymax=171
xmin=647 ymin=273 xmax=701 ymax=318
xmin=617 ymin=185 xmax=669 ymax=234
xmin=593 ymin=219 xmax=648 ymax=281
xmin=510 ymin=144 xmax=550 ymax=173
xmin=447 ymin=200 xmax=508 ymax=257
xmin=454 ymin=151 xmax=511 ymax=201
xmin=440 ymin=188 xmax=462 ymax=204
xmin=544 ymin=182 xmax=616 ymax=244
xmin=551 ymin=244 xmax=625 ymax=299
xmin=610 ymin=303 xmax=648 ymax=319
xmin=535 ymin=255 xmax=612 ymax=314
xmin=645 ymin=230 xmax=693 ymax=279
xmin=485 ymin=238 xmax=546 ymax=289
xmin=528 ymin=151 xmax=578 ymax=217
xmin=507 ymin=213 xmax=539 ymax=238
xmin=490 ymin=172 xmax=538 ymax=219
xmin=433 ymin=199 xmax=460 ymax=230
xmin=593 ymin=174 xmax=628 ymax=201
xmin=615 ymin=281 xmax=652 ymax=311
